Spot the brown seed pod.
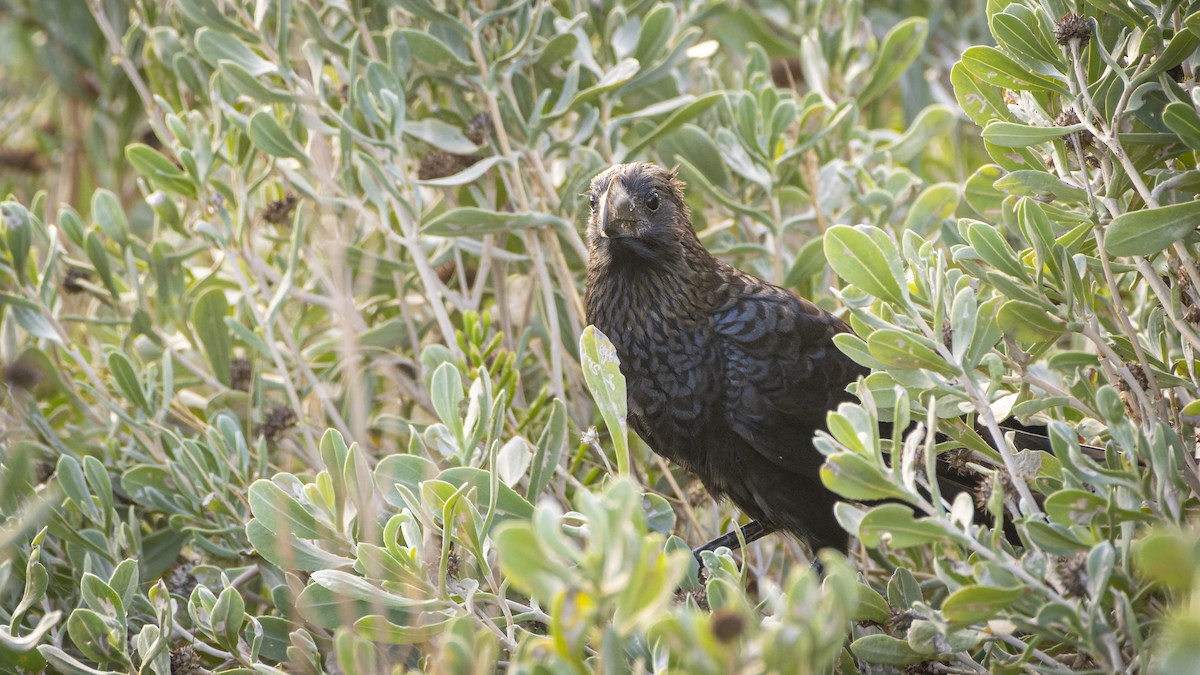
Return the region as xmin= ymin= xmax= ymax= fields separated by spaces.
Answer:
xmin=1054 ymin=108 xmax=1095 ymax=149
xmin=1054 ymin=13 xmax=1093 ymax=46
xmin=710 ymin=607 xmax=746 ymax=643
xmin=261 ymin=193 xmax=298 ymax=225
xmin=465 ymin=112 xmax=493 ymax=145
xmin=229 ymin=357 xmax=253 ymax=392
xmin=418 ymin=151 xmax=480 ymax=180
xmin=63 ymin=268 xmax=90 ymax=294
xmin=261 ymin=404 xmax=298 ymax=441
xmin=770 ymin=57 xmax=805 ymax=90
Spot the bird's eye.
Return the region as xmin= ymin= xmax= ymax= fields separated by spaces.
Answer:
xmin=646 ymin=191 xmax=659 ymax=211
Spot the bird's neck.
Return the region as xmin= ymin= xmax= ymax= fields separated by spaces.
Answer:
xmin=584 ymin=232 xmax=722 ymax=336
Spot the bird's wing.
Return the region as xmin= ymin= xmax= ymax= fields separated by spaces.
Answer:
xmin=713 ymin=272 xmax=866 ymax=477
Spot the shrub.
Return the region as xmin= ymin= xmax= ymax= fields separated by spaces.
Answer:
xmin=0 ymin=0 xmax=1198 ymax=672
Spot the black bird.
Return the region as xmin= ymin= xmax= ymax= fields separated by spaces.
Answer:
xmin=583 ymin=162 xmax=867 ymax=553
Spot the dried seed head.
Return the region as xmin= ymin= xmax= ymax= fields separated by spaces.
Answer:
xmin=710 ymin=607 xmax=746 ymax=643
xmin=418 ymin=151 xmax=478 ymax=180
xmin=3 ymin=356 xmax=42 ymax=391
xmin=1054 ymin=552 xmax=1089 ymax=597
xmin=165 ymin=559 xmax=198 ymax=598
xmin=1167 ymin=63 xmax=1186 ymax=82
xmin=261 ymin=404 xmax=298 ymax=441
xmin=35 ymin=461 xmax=55 ymax=484
xmin=770 ymin=57 xmax=805 ymax=90
xmin=170 ymin=644 xmax=209 ymax=675
xmin=465 ymin=112 xmax=493 ymax=145
xmin=261 ymin=193 xmax=298 ymax=225
xmin=62 ymin=268 xmax=89 ymax=294
xmin=229 ymin=357 xmax=253 ymax=392
xmin=903 ymin=662 xmax=941 ymax=675
xmin=1054 ymin=108 xmax=1095 ymax=149
xmin=0 ymin=148 xmax=48 ymax=173
xmin=1128 ymin=363 xmax=1149 ymax=390
xmin=941 ymin=448 xmax=973 ymax=476
xmin=1054 ymin=13 xmax=1093 ymax=46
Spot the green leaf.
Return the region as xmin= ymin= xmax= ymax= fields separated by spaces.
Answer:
xmin=964 ymin=164 xmax=1005 ymax=220
xmin=85 ymin=231 xmax=119 ymax=297
xmin=850 ymin=634 xmax=928 ymax=666
xmin=528 ymin=399 xmax=567 ymax=499
xmin=867 ymin=329 xmax=957 ymax=376
xmin=437 ymin=467 xmax=534 ymax=520
xmin=307 ymin=569 xmax=442 ymax=610
xmin=1105 ymin=200 xmax=1200 ymax=257
xmin=106 ymin=351 xmax=149 ymax=413
xmin=991 ymin=12 xmax=1062 ymax=67
xmin=246 ymin=519 xmax=354 ymax=572
xmin=422 ymin=208 xmax=565 ymax=237
xmin=1163 ymin=102 xmax=1200 ymax=151
xmin=624 ymin=91 xmax=723 ymax=158
xmin=37 ymin=645 xmax=122 ymax=675
xmin=964 ymin=219 xmax=1026 ymax=278
xmin=248 ymin=111 xmax=307 ymax=162
xmin=821 ymin=454 xmax=908 ymax=501
xmin=91 ymin=189 xmax=129 ymax=246
xmin=494 ymin=521 xmax=573 ymax=600
xmin=248 ymin=479 xmax=336 ymax=541
xmin=902 ymin=182 xmax=959 ymax=234
xmin=194 ymin=27 xmax=274 ymax=75
xmin=355 ymin=614 xmax=457 ymax=644
xmin=852 ymin=583 xmax=892 ymax=624
xmin=211 ymin=586 xmax=246 ymax=650
xmin=993 ymin=170 xmax=1089 ymax=204
xmin=191 ymin=288 xmax=232 ymax=386
xmin=885 ymin=105 xmax=956 ymax=163
xmin=1044 ymin=489 xmax=1106 ymax=526
xmin=571 ymin=58 xmax=640 ymax=108
xmin=394 ymin=29 xmax=473 ymax=70
xmin=857 ymin=503 xmax=949 ymax=549
xmin=10 ymin=306 xmax=62 ymax=345
xmin=219 ymin=60 xmax=294 ymax=104
xmin=951 ymin=62 xmax=1009 ymax=127
xmin=997 ymin=299 xmax=1065 ymax=343
xmin=66 ymin=608 xmax=118 ymax=665
xmin=1023 ymin=521 xmax=1087 ymax=555
xmin=1135 ymin=529 xmax=1194 ymax=590
xmin=580 ymin=326 xmax=629 ymax=476
xmin=982 ymin=121 xmax=1083 ymax=147
xmin=57 ymin=456 xmax=100 ymax=524
xmin=404 ymin=118 xmax=478 ymax=155
xmin=430 ymin=363 xmax=465 ymax=450
xmin=125 ymin=145 xmax=197 ymax=198
xmin=960 ymin=46 xmax=1070 ymax=95
xmin=859 ymin=18 xmax=928 ymax=103
xmin=374 ymin=454 xmax=439 ymax=509
xmin=824 ymin=225 xmax=906 ymax=304
xmin=3 ymin=203 xmax=32 ymax=282
xmin=942 ymin=585 xmax=1024 ymax=624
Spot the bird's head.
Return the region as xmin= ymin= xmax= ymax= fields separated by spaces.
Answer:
xmin=585 ymin=162 xmax=691 ymax=263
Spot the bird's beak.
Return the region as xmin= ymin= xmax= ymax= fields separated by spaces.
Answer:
xmin=598 ymin=177 xmax=636 ymax=239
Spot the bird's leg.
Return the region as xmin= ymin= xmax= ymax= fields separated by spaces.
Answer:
xmin=692 ymin=520 xmax=769 ymax=559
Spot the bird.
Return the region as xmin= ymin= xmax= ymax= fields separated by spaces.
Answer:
xmin=583 ymin=161 xmax=869 ymax=554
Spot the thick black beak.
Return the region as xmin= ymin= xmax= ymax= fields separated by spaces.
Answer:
xmin=598 ymin=178 xmax=636 ymax=239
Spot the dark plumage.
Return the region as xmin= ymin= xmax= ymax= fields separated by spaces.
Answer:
xmin=583 ymin=162 xmax=866 ymax=551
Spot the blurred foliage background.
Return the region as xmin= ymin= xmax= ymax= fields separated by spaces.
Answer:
xmin=2 ymin=0 xmax=1200 ymax=672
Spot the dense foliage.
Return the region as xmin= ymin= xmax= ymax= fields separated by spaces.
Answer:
xmin=2 ymin=0 xmax=1200 ymax=672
